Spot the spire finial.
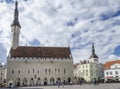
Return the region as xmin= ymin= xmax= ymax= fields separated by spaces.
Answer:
xmin=92 ymin=43 xmax=95 ymax=54
xmin=89 ymin=43 xmax=98 ymax=59
xmin=11 ymin=0 xmax=21 ymax=28
xmin=15 ymin=0 xmax=18 ymax=8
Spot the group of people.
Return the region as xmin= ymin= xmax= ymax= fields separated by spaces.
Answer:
xmin=56 ymin=80 xmax=73 ymax=88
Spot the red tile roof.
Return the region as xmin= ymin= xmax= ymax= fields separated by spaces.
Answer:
xmin=104 ymin=60 xmax=120 ymax=69
xmin=10 ymin=46 xmax=72 ymax=59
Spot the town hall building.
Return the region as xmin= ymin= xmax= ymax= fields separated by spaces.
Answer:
xmin=7 ymin=1 xmax=73 ymax=86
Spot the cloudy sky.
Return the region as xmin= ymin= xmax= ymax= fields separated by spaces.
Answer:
xmin=0 ymin=0 xmax=120 ymax=64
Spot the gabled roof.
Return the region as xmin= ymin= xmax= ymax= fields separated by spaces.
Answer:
xmin=104 ymin=60 xmax=120 ymax=69
xmin=10 ymin=46 xmax=72 ymax=59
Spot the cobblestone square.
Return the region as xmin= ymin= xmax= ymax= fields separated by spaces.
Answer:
xmin=1 ymin=83 xmax=120 ymax=89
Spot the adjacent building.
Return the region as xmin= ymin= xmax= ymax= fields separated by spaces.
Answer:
xmin=7 ymin=1 xmax=73 ymax=86
xmin=77 ymin=62 xmax=98 ymax=82
xmin=0 ymin=63 xmax=7 ymax=85
xmin=73 ymin=44 xmax=104 ymax=83
xmin=104 ymin=60 xmax=120 ymax=82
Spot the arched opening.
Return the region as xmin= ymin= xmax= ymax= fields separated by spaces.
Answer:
xmin=43 ymin=78 xmax=48 ymax=86
xmin=73 ymin=77 xmax=77 ymax=84
xmin=50 ymin=77 xmax=54 ymax=85
xmin=68 ymin=77 xmax=71 ymax=84
xmin=23 ymin=78 xmax=27 ymax=86
xmin=36 ymin=78 xmax=41 ymax=86
xmin=15 ymin=78 xmax=21 ymax=86
xmin=30 ymin=78 xmax=34 ymax=86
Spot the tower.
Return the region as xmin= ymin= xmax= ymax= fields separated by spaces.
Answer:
xmin=11 ymin=1 xmax=21 ymax=49
xmin=89 ymin=43 xmax=98 ymax=63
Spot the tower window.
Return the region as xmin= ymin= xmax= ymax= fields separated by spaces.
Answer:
xmin=12 ymin=70 xmax=14 ymax=74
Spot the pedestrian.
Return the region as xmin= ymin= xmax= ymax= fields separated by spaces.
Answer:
xmin=57 ymin=80 xmax=61 ymax=88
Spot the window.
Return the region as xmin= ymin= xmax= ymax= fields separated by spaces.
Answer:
xmin=33 ymin=68 xmax=34 ymax=74
xmin=12 ymin=70 xmax=14 ymax=74
xmin=110 ymin=71 xmax=112 ymax=75
xmin=115 ymin=66 xmax=117 ymax=68
xmin=49 ymin=69 xmax=51 ymax=74
xmin=1 ymin=72 xmax=3 ymax=75
xmin=82 ymin=66 xmax=84 ymax=68
xmin=91 ymin=73 xmax=93 ymax=76
xmin=45 ymin=69 xmax=47 ymax=74
xmin=58 ymin=69 xmax=60 ymax=74
xmin=28 ymin=70 xmax=30 ymax=74
xmin=86 ymin=73 xmax=88 ymax=76
xmin=86 ymin=65 xmax=87 ymax=68
xmin=37 ymin=70 xmax=39 ymax=74
xmin=115 ymin=71 xmax=118 ymax=75
xmin=106 ymin=72 xmax=109 ymax=75
xmin=55 ymin=69 xmax=57 ymax=74
xmin=64 ymin=69 xmax=66 ymax=74
xmin=18 ymin=70 xmax=20 ymax=74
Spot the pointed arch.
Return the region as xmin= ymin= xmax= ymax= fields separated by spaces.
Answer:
xmin=43 ymin=78 xmax=48 ymax=86
xmin=68 ymin=77 xmax=71 ymax=84
xmin=15 ymin=78 xmax=21 ymax=86
xmin=22 ymin=78 xmax=27 ymax=86
xmin=29 ymin=78 xmax=34 ymax=86
xmin=50 ymin=77 xmax=54 ymax=85
xmin=36 ymin=78 xmax=41 ymax=86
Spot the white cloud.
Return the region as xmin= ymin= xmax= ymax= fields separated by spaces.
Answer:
xmin=108 ymin=55 xmax=120 ymax=61
xmin=0 ymin=0 xmax=120 ymax=63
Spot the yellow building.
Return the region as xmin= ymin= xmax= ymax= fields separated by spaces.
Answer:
xmin=77 ymin=62 xmax=98 ymax=82
xmin=74 ymin=44 xmax=99 ymax=83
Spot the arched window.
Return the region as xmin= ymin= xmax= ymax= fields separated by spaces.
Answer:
xmin=33 ymin=68 xmax=34 ymax=74
xmin=64 ymin=69 xmax=66 ymax=74
xmin=28 ymin=70 xmax=30 ymax=74
xmin=37 ymin=70 xmax=39 ymax=74
xmin=45 ymin=69 xmax=47 ymax=74
xmin=49 ymin=69 xmax=51 ymax=75
xmin=12 ymin=70 xmax=14 ymax=74
xmin=55 ymin=69 xmax=57 ymax=74
xmin=58 ymin=69 xmax=60 ymax=74
xmin=18 ymin=70 xmax=20 ymax=74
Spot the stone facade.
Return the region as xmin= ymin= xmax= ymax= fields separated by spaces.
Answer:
xmin=7 ymin=56 xmax=73 ymax=86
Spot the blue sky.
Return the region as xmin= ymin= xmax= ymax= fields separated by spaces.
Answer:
xmin=0 ymin=0 xmax=120 ymax=64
